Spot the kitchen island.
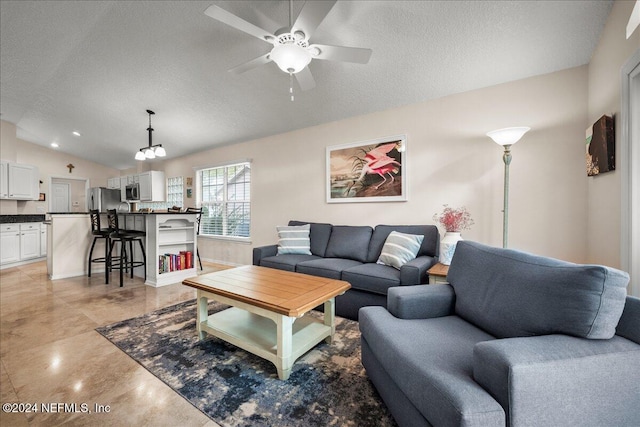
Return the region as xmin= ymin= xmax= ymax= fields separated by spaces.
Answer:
xmin=47 ymin=211 xmax=198 ymax=286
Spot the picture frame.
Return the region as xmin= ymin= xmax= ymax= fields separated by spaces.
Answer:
xmin=39 ymin=192 xmax=45 ymax=201
xmin=326 ymin=135 xmax=407 ymax=203
xmin=586 ymin=114 xmax=615 ymax=176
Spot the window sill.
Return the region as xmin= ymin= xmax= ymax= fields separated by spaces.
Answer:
xmin=199 ymin=235 xmax=252 ymax=244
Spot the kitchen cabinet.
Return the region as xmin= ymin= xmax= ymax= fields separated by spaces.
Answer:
xmin=20 ymin=223 xmax=40 ymax=260
xmin=107 ymin=177 xmax=121 ymax=189
xmin=0 ymin=160 xmax=39 ymax=200
xmin=40 ymin=225 xmax=47 ymax=257
xmin=0 ymin=224 xmax=21 ymax=264
xmin=0 ymin=161 xmax=8 ymax=198
xmin=0 ymin=222 xmax=44 ymax=267
xmin=138 ymin=171 xmax=165 ymax=202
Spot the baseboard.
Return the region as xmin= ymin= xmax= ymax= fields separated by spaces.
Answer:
xmin=0 ymin=256 xmax=46 ymax=270
xmin=201 ymin=257 xmax=243 ymax=267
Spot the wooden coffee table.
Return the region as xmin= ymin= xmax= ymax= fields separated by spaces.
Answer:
xmin=182 ymin=265 xmax=351 ymax=380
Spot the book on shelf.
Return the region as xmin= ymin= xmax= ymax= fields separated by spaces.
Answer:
xmin=158 ymin=250 xmax=194 ymax=274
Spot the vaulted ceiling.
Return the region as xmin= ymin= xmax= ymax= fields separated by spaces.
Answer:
xmin=0 ymin=1 xmax=612 ymax=170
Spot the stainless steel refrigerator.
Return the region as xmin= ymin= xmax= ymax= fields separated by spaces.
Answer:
xmin=88 ymin=187 xmax=121 ymax=212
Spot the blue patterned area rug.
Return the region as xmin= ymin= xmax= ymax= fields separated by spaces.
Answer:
xmin=96 ymin=300 xmax=396 ymax=427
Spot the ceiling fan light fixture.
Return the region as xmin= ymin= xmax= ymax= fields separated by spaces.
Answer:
xmin=270 ymin=43 xmax=312 ymax=74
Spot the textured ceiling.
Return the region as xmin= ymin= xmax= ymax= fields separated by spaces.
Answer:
xmin=1 ymin=0 xmax=612 ymax=170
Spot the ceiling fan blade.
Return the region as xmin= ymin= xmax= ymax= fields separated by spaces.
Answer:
xmin=291 ymin=0 xmax=337 ymax=40
xmin=295 ymin=66 xmax=316 ymax=91
xmin=228 ymin=53 xmax=272 ymax=74
xmin=204 ymin=5 xmax=276 ymax=43
xmin=310 ymin=44 xmax=372 ymax=64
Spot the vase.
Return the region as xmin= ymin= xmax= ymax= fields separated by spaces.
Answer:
xmin=439 ymin=232 xmax=463 ymax=265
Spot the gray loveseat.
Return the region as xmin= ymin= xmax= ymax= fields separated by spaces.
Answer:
xmin=360 ymin=240 xmax=640 ymax=427
xmin=253 ymin=220 xmax=439 ymax=320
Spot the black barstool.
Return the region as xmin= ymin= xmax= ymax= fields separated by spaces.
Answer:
xmin=88 ymin=210 xmax=112 ymax=283
xmin=186 ymin=207 xmax=203 ymax=270
xmin=106 ymin=210 xmax=147 ymax=287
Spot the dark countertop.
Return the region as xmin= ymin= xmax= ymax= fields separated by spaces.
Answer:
xmin=46 ymin=211 xmax=194 ymax=215
xmin=47 ymin=212 xmax=90 ymax=215
xmin=0 ymin=214 xmax=46 ymax=223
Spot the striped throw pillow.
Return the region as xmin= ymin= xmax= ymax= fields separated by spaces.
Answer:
xmin=277 ymin=224 xmax=312 ymax=255
xmin=377 ymin=231 xmax=424 ymax=270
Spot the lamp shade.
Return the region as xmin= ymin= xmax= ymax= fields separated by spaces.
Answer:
xmin=154 ymin=146 xmax=166 ymax=157
xmin=270 ymin=43 xmax=312 ymax=74
xmin=486 ymin=127 xmax=531 ymax=146
xmin=135 ymin=151 xmax=146 ymax=161
xmin=144 ymin=148 xmax=156 ymax=159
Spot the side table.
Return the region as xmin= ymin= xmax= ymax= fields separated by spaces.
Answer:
xmin=427 ymin=262 xmax=449 ymax=284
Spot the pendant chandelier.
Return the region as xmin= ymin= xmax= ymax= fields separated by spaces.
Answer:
xmin=135 ymin=110 xmax=166 ymax=161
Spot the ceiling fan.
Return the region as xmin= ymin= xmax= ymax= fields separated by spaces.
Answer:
xmin=204 ymin=0 xmax=372 ymax=91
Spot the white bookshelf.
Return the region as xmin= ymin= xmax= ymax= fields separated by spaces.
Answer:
xmin=144 ymin=213 xmax=198 ymax=287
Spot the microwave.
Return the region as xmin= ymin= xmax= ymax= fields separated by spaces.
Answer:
xmin=125 ymin=183 xmax=140 ymax=201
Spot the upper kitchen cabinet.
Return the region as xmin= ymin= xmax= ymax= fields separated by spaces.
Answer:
xmin=139 ymin=171 xmax=165 ymax=202
xmin=107 ymin=177 xmax=121 ymax=189
xmin=0 ymin=160 xmax=39 ymax=200
xmin=0 ymin=161 xmax=8 ymax=198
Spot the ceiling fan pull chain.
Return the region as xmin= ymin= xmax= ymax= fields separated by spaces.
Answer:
xmin=289 ymin=72 xmax=295 ymax=102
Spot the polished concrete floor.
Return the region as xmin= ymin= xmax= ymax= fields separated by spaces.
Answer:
xmin=0 ymin=260 xmax=231 ymax=426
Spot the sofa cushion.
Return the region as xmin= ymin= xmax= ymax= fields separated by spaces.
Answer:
xmin=324 ymin=225 xmax=373 ymax=262
xmin=367 ymin=225 xmax=439 ymax=262
xmin=377 ymin=231 xmax=424 ymax=269
xmin=342 ymin=263 xmax=401 ymax=295
xmin=359 ymin=307 xmax=505 ymax=426
xmin=448 ymin=241 xmax=630 ymax=340
xmin=288 ymin=220 xmax=333 ymax=257
xmin=276 ymin=224 xmax=311 ymax=255
xmin=259 ymin=254 xmax=321 ymax=272
xmin=296 ymin=258 xmax=363 ymax=279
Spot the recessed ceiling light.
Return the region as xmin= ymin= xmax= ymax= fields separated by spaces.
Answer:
xmin=72 ymin=131 xmax=81 ymax=136
xmin=51 ymin=142 xmax=59 ymax=148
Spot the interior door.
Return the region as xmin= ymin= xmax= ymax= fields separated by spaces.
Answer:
xmin=51 ymin=182 xmax=70 ymax=212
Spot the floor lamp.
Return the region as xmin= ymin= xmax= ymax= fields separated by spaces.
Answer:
xmin=486 ymin=127 xmax=530 ymax=248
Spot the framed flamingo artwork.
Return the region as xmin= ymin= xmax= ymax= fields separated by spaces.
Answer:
xmin=326 ymin=135 xmax=407 ymax=203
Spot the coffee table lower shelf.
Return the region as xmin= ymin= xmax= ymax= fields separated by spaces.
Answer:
xmin=196 ymin=292 xmax=335 ymax=380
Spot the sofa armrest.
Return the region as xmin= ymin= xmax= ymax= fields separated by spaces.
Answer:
xmin=616 ymin=296 xmax=640 ymax=344
xmin=252 ymin=245 xmax=277 ymax=266
xmin=399 ymin=255 xmax=436 ymax=285
xmin=387 ymin=284 xmax=455 ymax=319
xmin=473 ymin=335 xmax=640 ymax=426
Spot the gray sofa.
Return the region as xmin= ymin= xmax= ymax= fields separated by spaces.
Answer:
xmin=360 ymin=240 xmax=640 ymax=427
xmin=253 ymin=220 xmax=439 ymax=320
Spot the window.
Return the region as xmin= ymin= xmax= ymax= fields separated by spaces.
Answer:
xmin=197 ymin=162 xmax=250 ymax=238
xmin=166 ymin=176 xmax=183 ymax=208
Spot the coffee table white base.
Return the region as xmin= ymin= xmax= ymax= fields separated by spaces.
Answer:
xmin=196 ymin=289 xmax=336 ymax=380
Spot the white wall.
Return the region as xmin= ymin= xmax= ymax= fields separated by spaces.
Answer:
xmin=587 ymin=0 xmax=640 ymax=269
xmin=167 ymin=66 xmax=589 ymax=266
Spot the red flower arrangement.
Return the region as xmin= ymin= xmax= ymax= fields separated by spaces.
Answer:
xmin=433 ymin=205 xmax=474 ymax=232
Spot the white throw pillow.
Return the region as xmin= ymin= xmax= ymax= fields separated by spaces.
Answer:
xmin=277 ymin=224 xmax=312 ymax=255
xmin=377 ymin=231 xmax=424 ymax=270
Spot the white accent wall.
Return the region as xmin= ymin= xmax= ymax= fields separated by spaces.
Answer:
xmin=165 ymin=65 xmax=590 ymax=267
